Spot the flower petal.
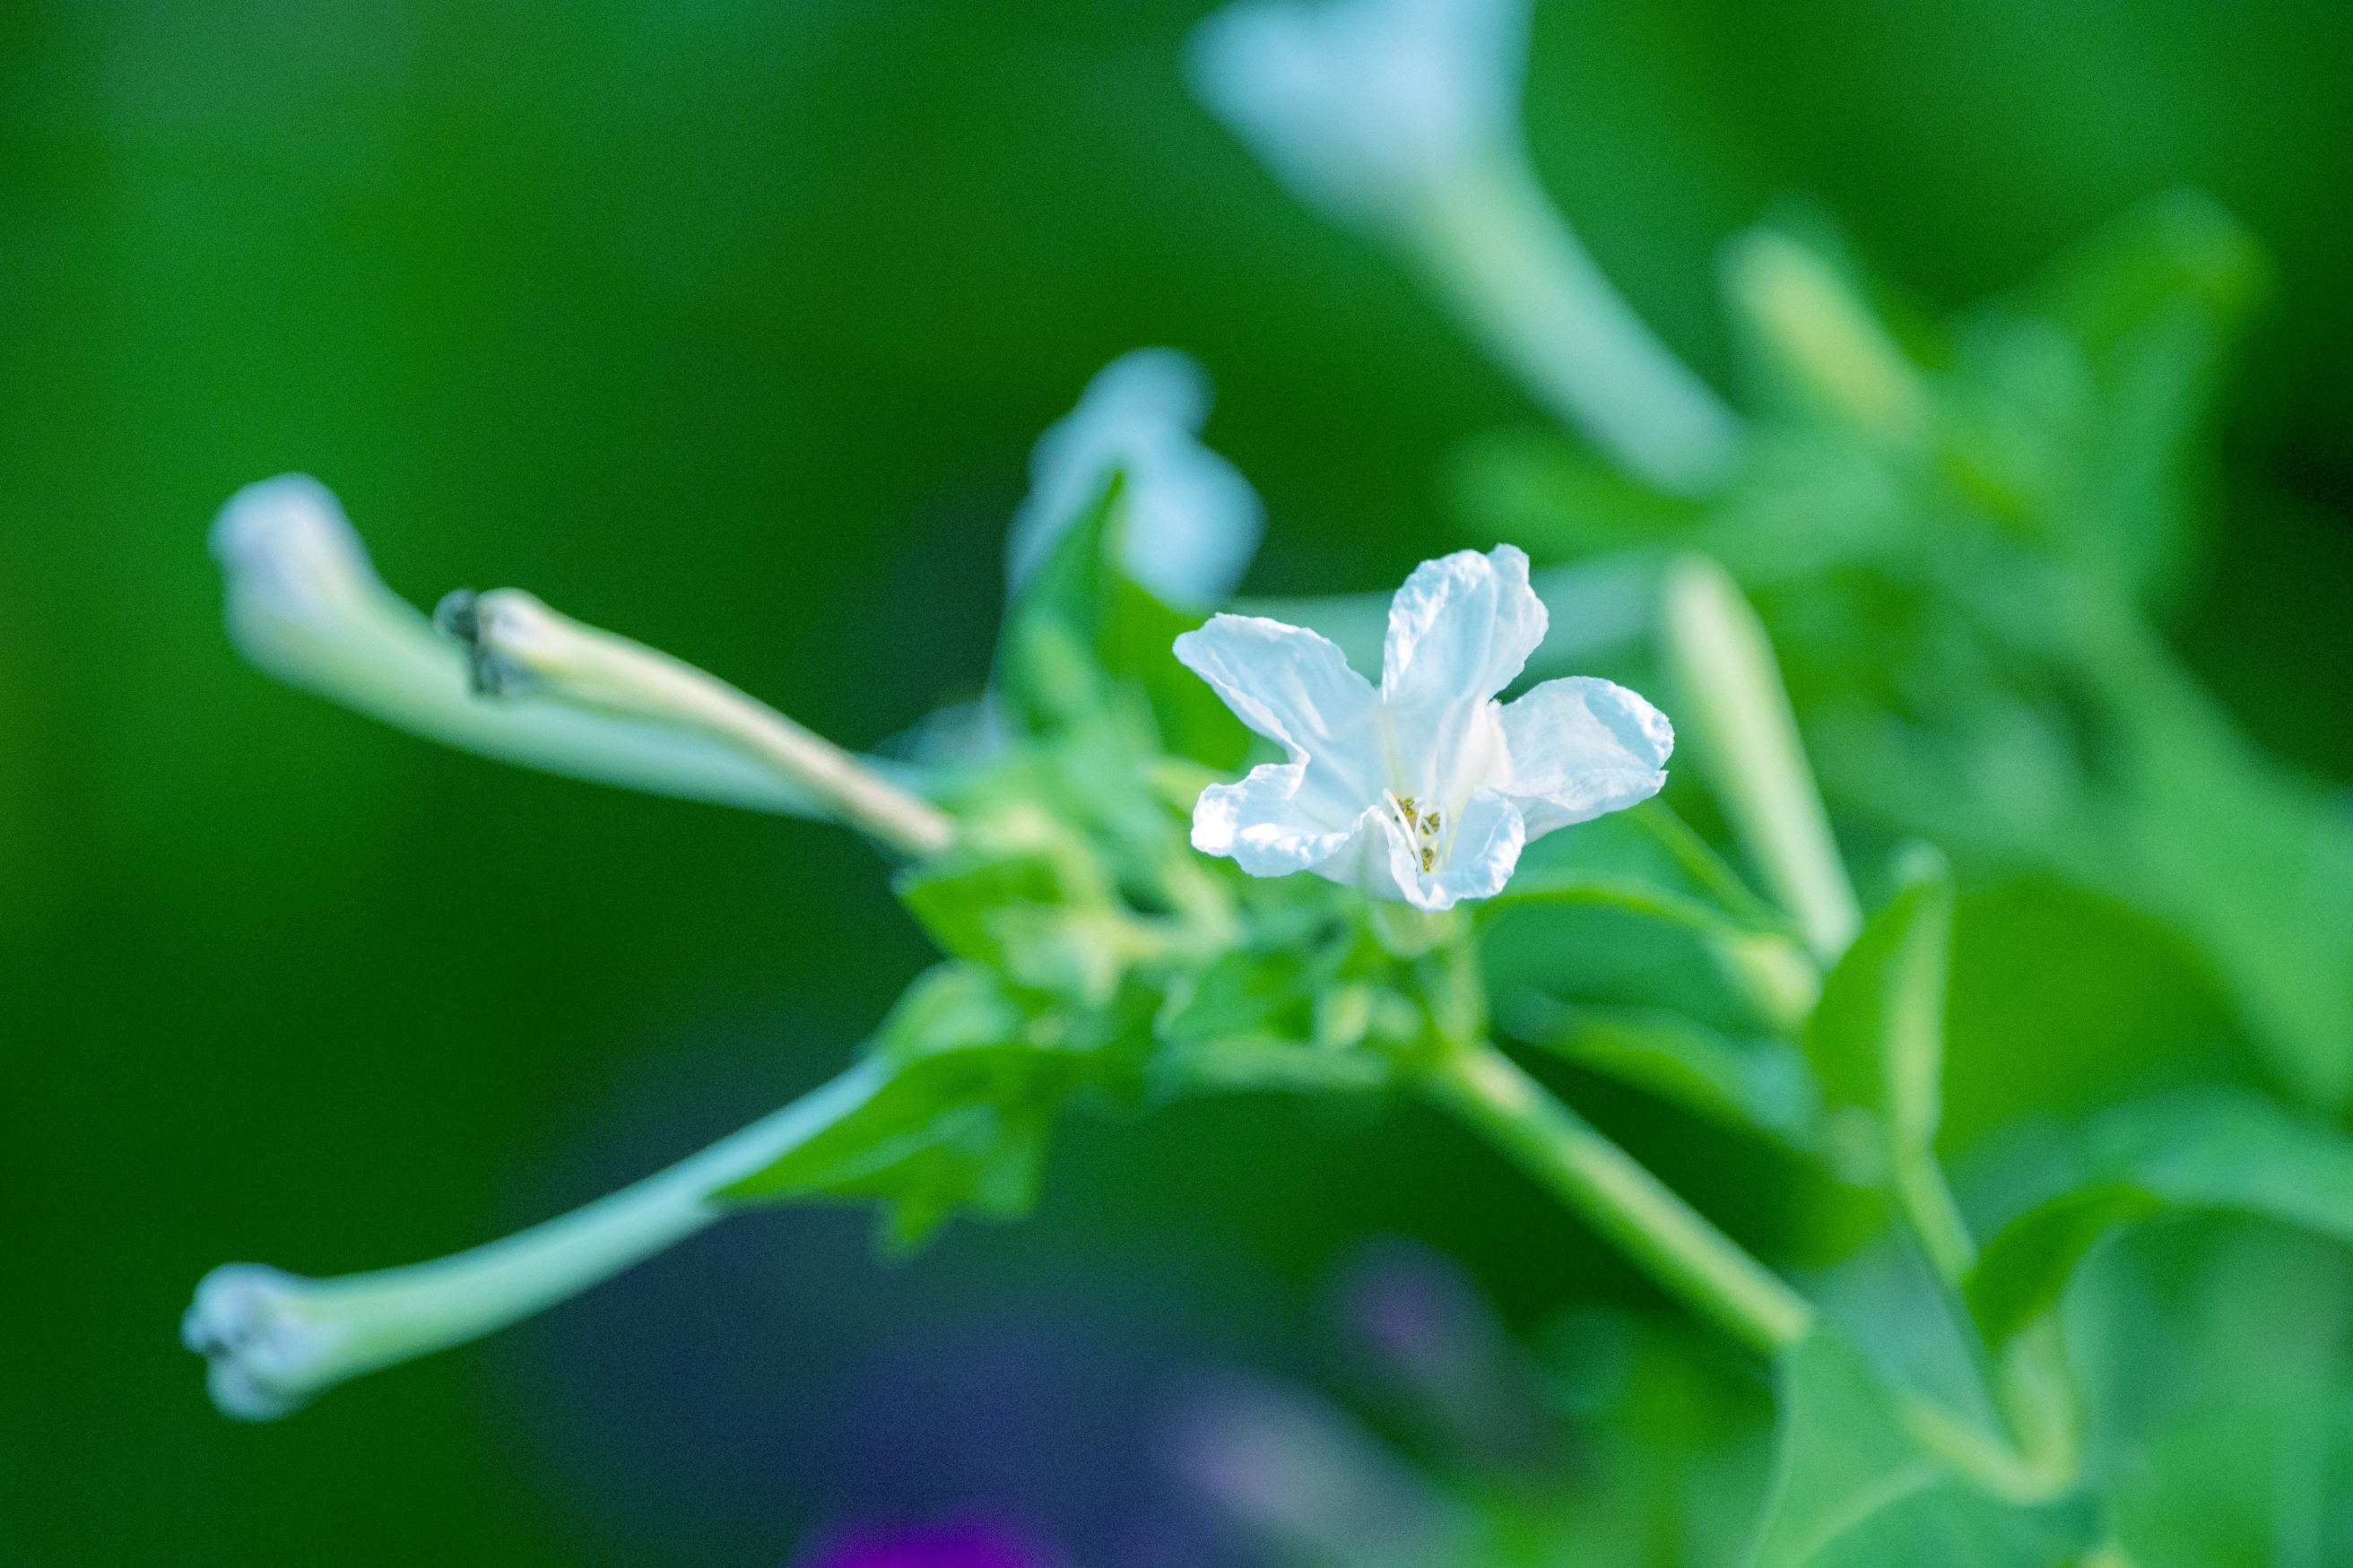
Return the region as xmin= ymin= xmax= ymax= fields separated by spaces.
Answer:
xmin=1193 ymin=763 xmax=1359 ymax=876
xmin=1193 ymin=765 xmax=1422 ymax=896
xmin=1408 ymin=787 xmax=1526 ymax=911
xmin=1497 ymin=676 xmax=1673 ymax=838
xmin=1175 ymin=613 xmax=1381 ymax=761
xmin=1379 ymin=545 xmax=1548 ymax=710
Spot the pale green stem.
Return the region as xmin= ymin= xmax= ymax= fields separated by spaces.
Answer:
xmin=1896 ymin=1150 xmax=1979 ymax=1287
xmin=187 ymin=1058 xmax=888 ymax=1418
xmin=1663 ymin=555 xmax=1862 ymax=962
xmin=1409 ymin=153 xmax=1743 ymax=498
xmin=1421 ymin=1042 xmax=1813 ymax=1356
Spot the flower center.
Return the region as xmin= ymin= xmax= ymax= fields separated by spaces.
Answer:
xmin=1387 ymin=792 xmax=1446 ymax=875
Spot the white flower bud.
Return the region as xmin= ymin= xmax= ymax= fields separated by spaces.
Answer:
xmin=181 ymin=1265 xmax=352 ymax=1421
xmin=1724 ymin=229 xmax=1930 ymax=444
xmin=212 ymin=474 xmax=829 ymax=815
xmin=1663 ymin=555 xmax=1860 ymax=959
xmin=1006 ymin=348 xmax=1263 ymax=608
xmin=435 ymin=587 xmax=952 ymax=855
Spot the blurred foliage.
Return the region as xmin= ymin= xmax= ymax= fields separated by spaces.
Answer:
xmin=4 ymin=1 xmax=2352 ymax=1564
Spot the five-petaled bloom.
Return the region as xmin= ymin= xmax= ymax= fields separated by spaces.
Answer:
xmin=1176 ymin=545 xmax=1671 ymax=912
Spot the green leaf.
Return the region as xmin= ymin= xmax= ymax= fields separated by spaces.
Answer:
xmin=1487 ymin=870 xmax=1749 ymax=933
xmin=2022 ymin=189 xmax=2263 ymax=386
xmin=1800 ymin=844 xmax=1976 ymax=1278
xmin=1153 ymin=947 xmax=1393 ymax=1094
xmin=1967 ymin=1088 xmax=2353 ymax=1347
xmin=1487 ymin=859 xmax=1820 ymax=1034
xmin=2073 ymin=1224 xmax=2353 ymax=1568
xmin=715 ymin=965 xmax=1080 ymax=1247
xmin=994 ymin=470 xmax=1249 ymax=767
xmin=896 ymin=815 xmax=1136 ymax=1004
xmin=1744 ymin=1332 xmax=2096 ymax=1568
xmin=1963 ymin=190 xmax=2264 ymax=604
xmin=1804 ymin=844 xmax=1952 ymax=1165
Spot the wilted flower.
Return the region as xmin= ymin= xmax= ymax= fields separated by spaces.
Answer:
xmin=183 ymin=1054 xmax=891 ymax=1418
xmin=1176 ymin=545 xmax=1671 ymax=911
xmin=180 ymin=1265 xmax=360 ymax=1421
xmin=1005 ymin=348 xmax=1263 ymax=608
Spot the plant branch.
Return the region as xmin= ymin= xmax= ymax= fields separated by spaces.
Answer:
xmin=1420 ymin=1041 xmax=1813 ymax=1356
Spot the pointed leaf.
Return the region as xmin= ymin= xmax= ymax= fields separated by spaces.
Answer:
xmin=1745 ymin=1332 xmax=2096 ymax=1568
xmin=994 ymin=471 xmax=1249 ymax=766
xmin=1802 ymin=844 xmax=1953 ymax=1156
xmin=1967 ymin=1088 xmax=2353 ymax=1347
xmin=715 ymin=965 xmax=1080 ymax=1244
xmin=1507 ymin=994 xmax=1818 ymax=1150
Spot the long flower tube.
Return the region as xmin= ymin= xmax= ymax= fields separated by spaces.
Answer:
xmin=1189 ymin=0 xmax=1741 ymax=495
xmin=183 ymin=1059 xmax=889 ymax=1419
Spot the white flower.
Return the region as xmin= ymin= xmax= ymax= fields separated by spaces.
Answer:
xmin=1188 ymin=0 xmax=1526 ymax=226
xmin=1176 ymin=545 xmax=1671 ymax=912
xmin=1005 ymin=348 xmax=1263 ymax=608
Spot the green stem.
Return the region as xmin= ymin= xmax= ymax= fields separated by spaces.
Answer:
xmin=1893 ymin=1143 xmax=1978 ymax=1287
xmin=1421 ymin=1041 xmax=1813 ymax=1356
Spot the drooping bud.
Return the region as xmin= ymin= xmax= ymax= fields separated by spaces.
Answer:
xmin=184 ymin=1057 xmax=890 ymax=1418
xmin=211 ymin=474 xmax=830 ymax=815
xmin=434 ymin=587 xmax=953 ymax=856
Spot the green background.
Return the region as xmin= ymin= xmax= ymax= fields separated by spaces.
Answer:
xmin=4 ymin=1 xmax=2349 ymax=1561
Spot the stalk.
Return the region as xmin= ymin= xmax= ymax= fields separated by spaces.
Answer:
xmin=1420 ymin=1042 xmax=1813 ymax=1356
